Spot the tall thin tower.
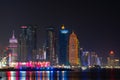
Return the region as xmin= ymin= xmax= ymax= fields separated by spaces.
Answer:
xmin=46 ymin=27 xmax=56 ymax=66
xmin=9 ymin=31 xmax=18 ymax=65
xmin=18 ymin=26 xmax=28 ymax=62
xmin=69 ymin=32 xmax=79 ymax=66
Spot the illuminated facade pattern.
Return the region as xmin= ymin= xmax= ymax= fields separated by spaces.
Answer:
xmin=15 ymin=61 xmax=50 ymax=68
xmin=9 ymin=31 xmax=18 ymax=65
xmin=58 ymin=25 xmax=69 ymax=66
xmin=69 ymin=32 xmax=79 ymax=66
xmin=82 ymin=51 xmax=90 ymax=66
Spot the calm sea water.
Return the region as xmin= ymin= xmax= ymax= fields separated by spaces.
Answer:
xmin=0 ymin=69 xmax=120 ymax=80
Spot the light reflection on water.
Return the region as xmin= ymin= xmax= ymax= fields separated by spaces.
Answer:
xmin=0 ymin=69 xmax=118 ymax=80
xmin=0 ymin=71 xmax=67 ymax=80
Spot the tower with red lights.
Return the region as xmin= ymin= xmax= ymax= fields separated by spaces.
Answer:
xmin=9 ymin=31 xmax=18 ymax=65
xmin=108 ymin=50 xmax=115 ymax=67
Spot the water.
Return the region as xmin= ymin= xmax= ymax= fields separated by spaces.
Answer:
xmin=0 ymin=69 xmax=120 ymax=80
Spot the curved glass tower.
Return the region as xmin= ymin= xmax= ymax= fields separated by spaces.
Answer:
xmin=58 ymin=25 xmax=69 ymax=66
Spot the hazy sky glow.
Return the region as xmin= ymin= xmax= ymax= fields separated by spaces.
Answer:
xmin=0 ymin=0 xmax=120 ymax=57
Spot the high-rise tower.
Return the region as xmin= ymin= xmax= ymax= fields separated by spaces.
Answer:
xmin=46 ymin=27 xmax=56 ymax=66
xmin=18 ymin=25 xmax=37 ymax=62
xmin=58 ymin=25 xmax=69 ymax=66
xmin=108 ymin=51 xmax=115 ymax=67
xmin=68 ymin=32 xmax=79 ymax=66
xmin=9 ymin=31 xmax=18 ymax=65
xmin=18 ymin=26 xmax=27 ymax=62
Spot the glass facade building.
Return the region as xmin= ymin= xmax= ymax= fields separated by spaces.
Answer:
xmin=58 ymin=25 xmax=69 ymax=66
xmin=46 ymin=27 xmax=56 ymax=66
xmin=18 ymin=26 xmax=37 ymax=62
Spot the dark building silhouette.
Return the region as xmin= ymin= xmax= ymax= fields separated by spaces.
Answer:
xmin=46 ymin=26 xmax=57 ymax=66
xmin=18 ymin=25 xmax=37 ymax=62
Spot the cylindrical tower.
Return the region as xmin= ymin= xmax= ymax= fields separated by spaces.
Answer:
xmin=69 ymin=32 xmax=79 ymax=66
xmin=58 ymin=25 xmax=70 ymax=66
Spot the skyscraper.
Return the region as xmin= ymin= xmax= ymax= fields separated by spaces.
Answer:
xmin=27 ymin=25 xmax=37 ymax=61
xmin=68 ymin=32 xmax=79 ymax=66
xmin=82 ymin=51 xmax=90 ymax=66
xmin=108 ymin=51 xmax=115 ymax=67
xmin=58 ymin=25 xmax=69 ymax=66
xmin=18 ymin=26 xmax=27 ymax=62
xmin=46 ymin=27 xmax=56 ymax=66
xmin=9 ymin=31 xmax=18 ymax=65
xmin=89 ymin=52 xmax=99 ymax=66
xmin=18 ymin=25 xmax=37 ymax=62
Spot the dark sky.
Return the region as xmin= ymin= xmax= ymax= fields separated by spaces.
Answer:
xmin=0 ymin=0 xmax=120 ymax=57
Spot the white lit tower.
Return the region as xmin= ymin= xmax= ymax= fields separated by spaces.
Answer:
xmin=9 ymin=31 xmax=18 ymax=65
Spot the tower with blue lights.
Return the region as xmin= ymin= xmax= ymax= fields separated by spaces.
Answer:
xmin=9 ymin=31 xmax=18 ymax=66
xmin=58 ymin=25 xmax=69 ymax=66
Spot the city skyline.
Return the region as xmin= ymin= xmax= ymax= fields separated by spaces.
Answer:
xmin=0 ymin=0 xmax=120 ymax=58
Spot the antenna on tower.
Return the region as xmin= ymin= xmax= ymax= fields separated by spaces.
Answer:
xmin=12 ymin=30 xmax=15 ymax=39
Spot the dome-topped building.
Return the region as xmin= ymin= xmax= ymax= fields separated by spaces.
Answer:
xmin=9 ymin=30 xmax=18 ymax=67
xmin=9 ymin=31 xmax=18 ymax=44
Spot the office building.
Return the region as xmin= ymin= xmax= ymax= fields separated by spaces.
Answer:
xmin=68 ymin=32 xmax=79 ymax=66
xmin=82 ymin=51 xmax=90 ymax=66
xmin=58 ymin=25 xmax=69 ymax=66
xmin=9 ymin=31 xmax=18 ymax=66
xmin=46 ymin=27 xmax=56 ymax=65
xmin=107 ymin=51 xmax=115 ymax=67
xmin=18 ymin=25 xmax=37 ymax=62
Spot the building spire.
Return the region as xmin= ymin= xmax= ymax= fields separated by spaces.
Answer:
xmin=12 ymin=30 xmax=15 ymax=39
xmin=9 ymin=30 xmax=18 ymax=43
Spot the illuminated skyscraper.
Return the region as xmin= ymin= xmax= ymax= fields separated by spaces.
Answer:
xmin=58 ymin=25 xmax=69 ymax=66
xmin=82 ymin=51 xmax=90 ymax=66
xmin=90 ymin=52 xmax=99 ymax=66
xmin=46 ymin=27 xmax=56 ymax=65
xmin=9 ymin=31 xmax=18 ymax=65
xmin=68 ymin=32 xmax=79 ymax=66
xmin=18 ymin=26 xmax=37 ymax=62
xmin=108 ymin=51 xmax=115 ymax=67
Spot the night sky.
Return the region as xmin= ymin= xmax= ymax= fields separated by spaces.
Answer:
xmin=0 ymin=0 xmax=120 ymax=58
